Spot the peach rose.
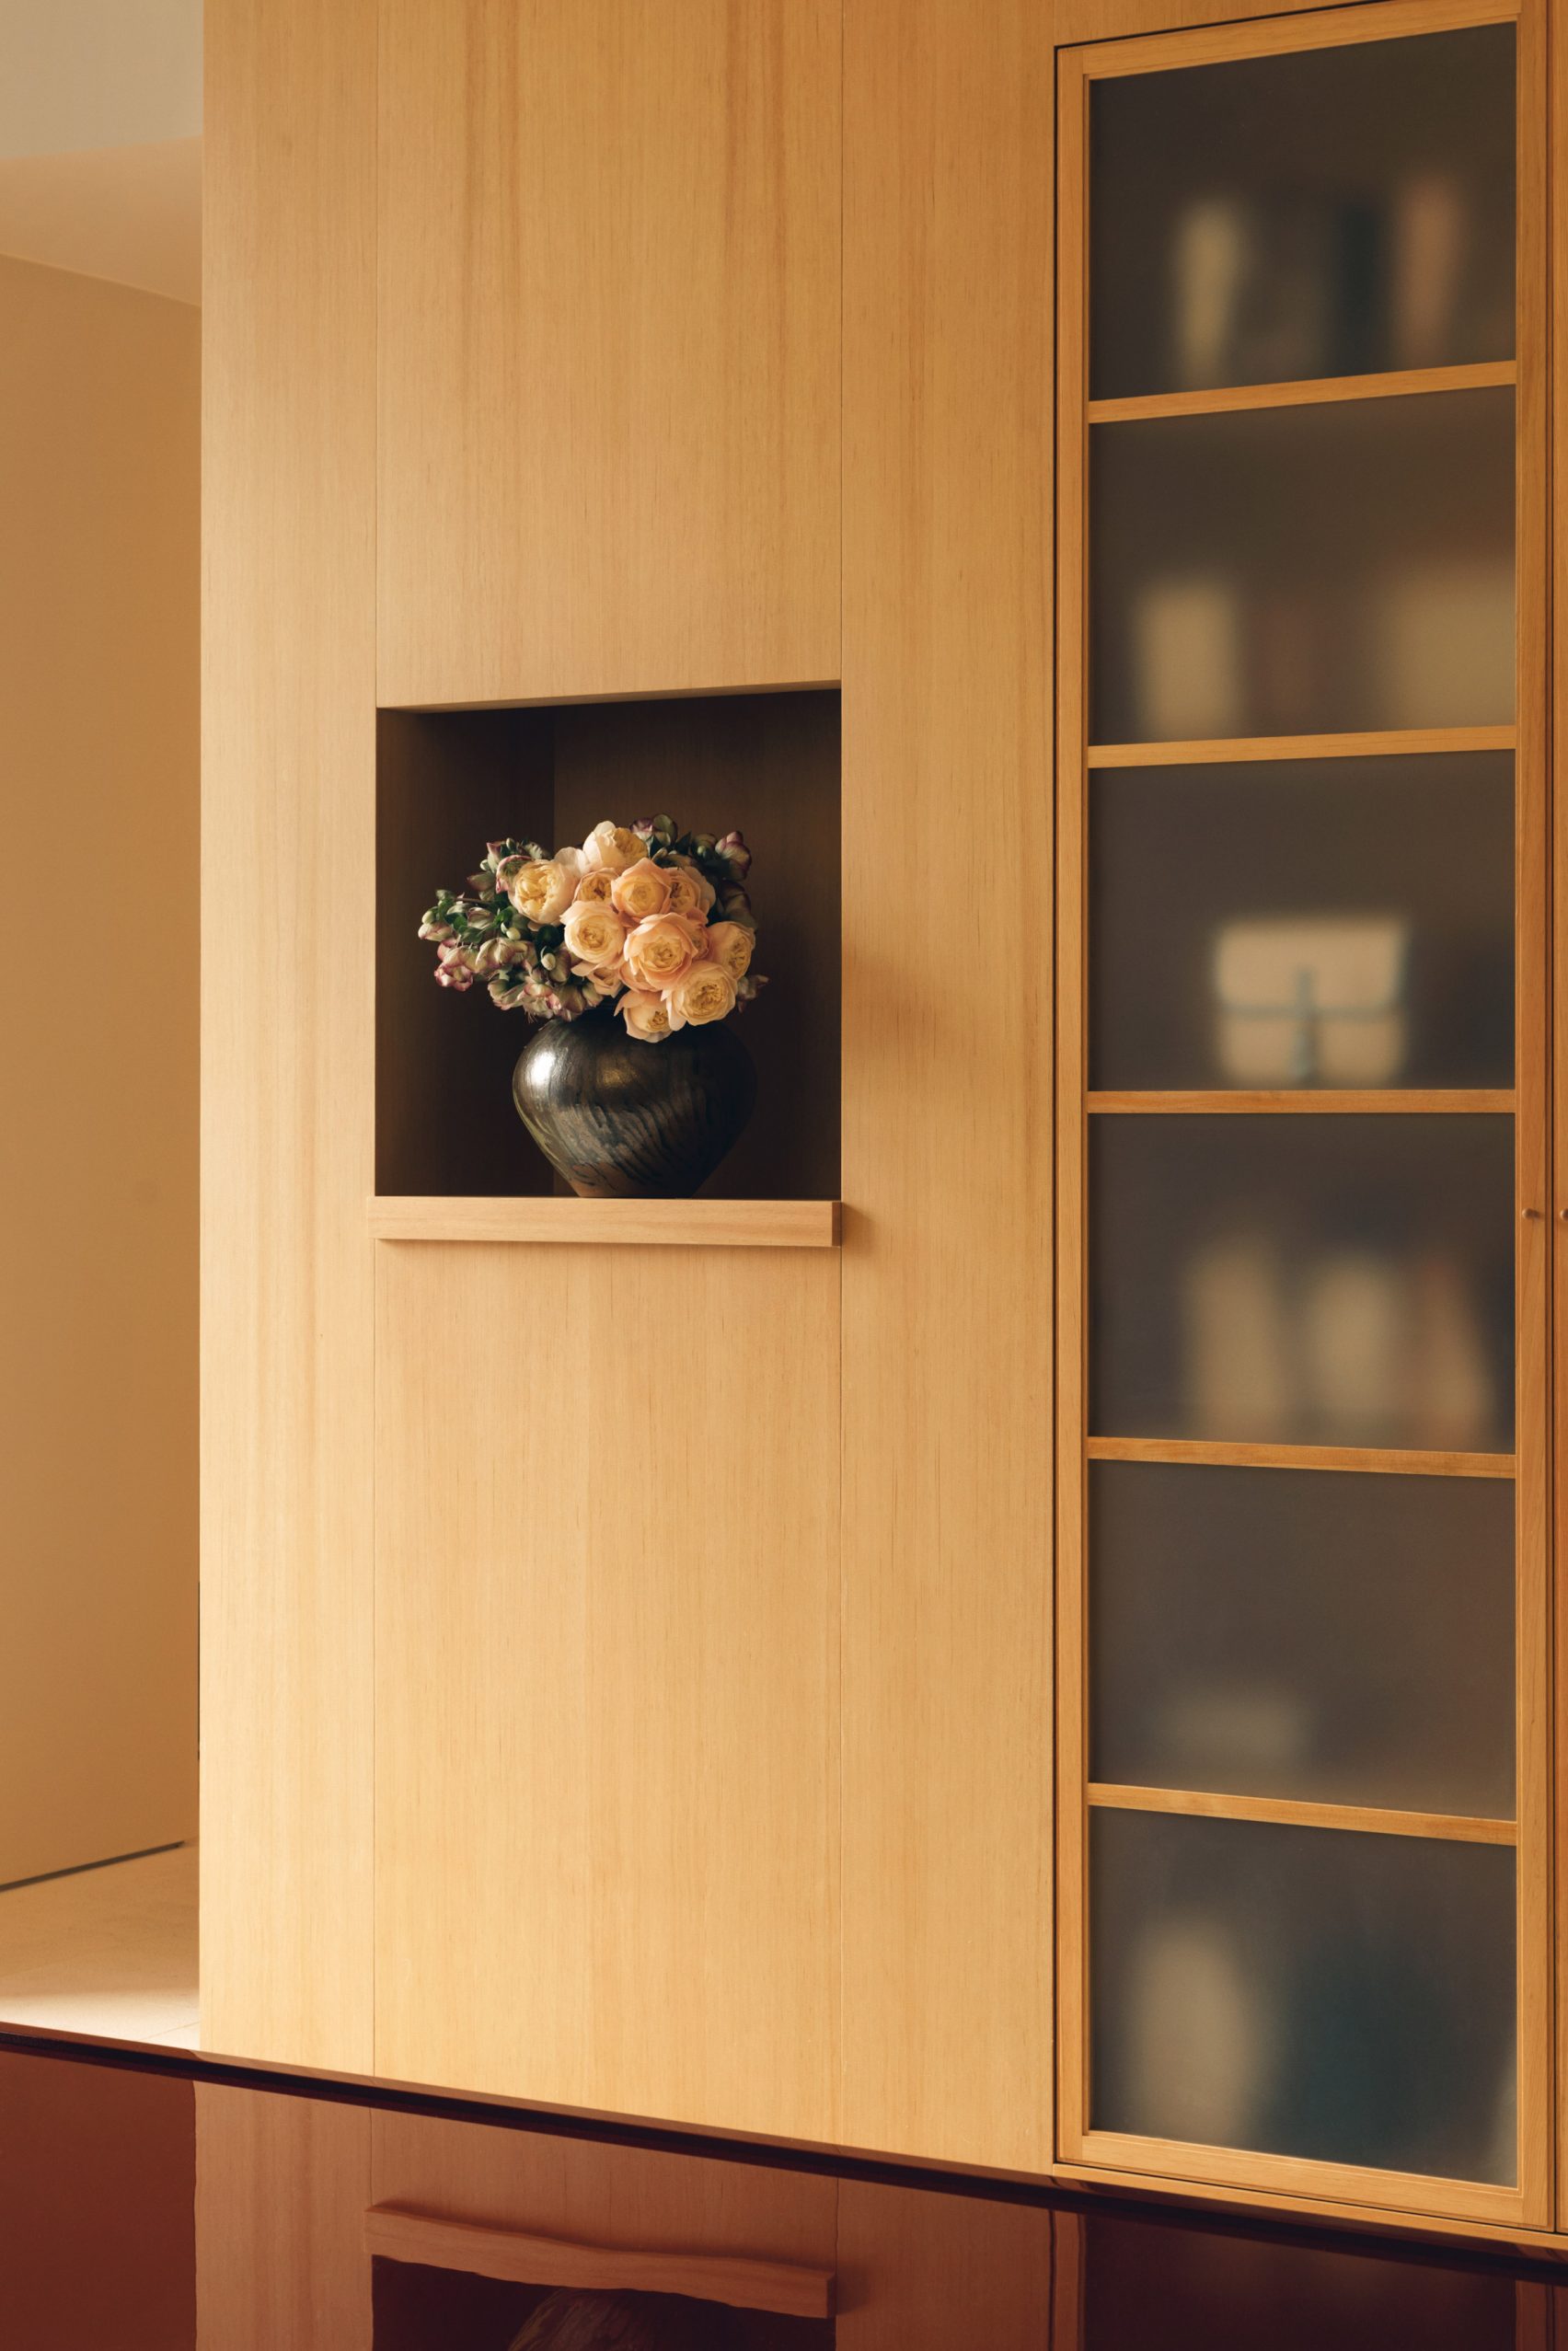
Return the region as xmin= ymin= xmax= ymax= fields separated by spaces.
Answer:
xmin=582 ymin=821 xmax=643 ymax=875
xmin=561 ymin=900 xmax=629 ymax=970
xmin=665 ymin=862 xmax=717 ymax=919
xmin=703 ymin=919 xmax=754 ymax=980
xmin=617 ymin=988 xmax=674 ymax=1043
xmin=573 ymin=867 xmax=617 ymax=905
xmin=510 ymin=858 xmax=578 ymax=927
xmin=664 ymin=959 xmax=738 ymax=1030
xmin=622 ymin=913 xmax=706 ymax=993
xmin=610 ymin=857 xmax=674 ymax=923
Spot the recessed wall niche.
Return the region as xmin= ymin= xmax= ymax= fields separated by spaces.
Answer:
xmin=376 ymin=689 xmax=841 ymax=1201
xmin=372 ymin=2259 xmax=834 ymax=2351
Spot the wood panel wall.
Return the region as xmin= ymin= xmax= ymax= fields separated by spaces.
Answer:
xmin=376 ymin=0 xmax=841 ymax=709
xmin=839 ymin=0 xmax=1055 ymax=2171
xmin=195 ymin=2086 xmax=373 ymax=2351
xmin=373 ymin=1240 xmax=843 ymax=2142
xmin=200 ymin=0 xmax=379 ymax=2068
xmin=203 ymin=0 xmax=1055 ymax=2171
xmin=0 ymin=255 xmax=199 ymax=1888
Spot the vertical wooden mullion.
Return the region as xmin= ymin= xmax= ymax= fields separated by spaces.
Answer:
xmin=1055 ymin=40 xmax=1093 ymax=2167
xmin=1516 ymin=0 xmax=1554 ymax=2232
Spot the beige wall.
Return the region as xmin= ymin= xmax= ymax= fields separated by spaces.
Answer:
xmin=0 ymin=252 xmax=199 ymax=1885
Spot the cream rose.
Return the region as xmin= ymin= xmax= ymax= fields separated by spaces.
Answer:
xmin=622 ymin=913 xmax=706 ymax=993
xmin=665 ymin=862 xmax=717 ymax=919
xmin=582 ymin=821 xmax=643 ymax=874
xmin=664 ymin=959 xmax=738 ymax=1030
xmin=617 ymin=988 xmax=674 ymax=1043
xmin=561 ymin=900 xmax=629 ymax=970
xmin=573 ymin=867 xmax=617 ymax=905
xmin=510 ymin=857 xmax=578 ymax=926
xmin=703 ymin=919 xmax=754 ymax=980
xmin=610 ymin=857 xmax=674 ymax=923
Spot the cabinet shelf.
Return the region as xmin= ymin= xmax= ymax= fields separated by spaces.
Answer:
xmin=1088 ymin=1090 xmax=1516 ymax=1114
xmin=1087 ymin=359 xmax=1516 ymax=427
xmin=1087 ymin=725 xmax=1516 ymax=767
xmin=1086 ymin=1436 xmax=1516 ymax=1480
xmin=367 ymin=1195 xmax=841 ymax=1248
xmin=1086 ymin=1782 xmax=1516 ymax=1846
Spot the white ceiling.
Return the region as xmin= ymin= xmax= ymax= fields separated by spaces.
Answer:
xmin=0 ymin=0 xmax=200 ymax=161
xmin=0 ymin=0 xmax=201 ymax=304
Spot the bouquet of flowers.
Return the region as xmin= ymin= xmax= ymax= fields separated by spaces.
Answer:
xmin=419 ymin=816 xmax=764 ymax=1045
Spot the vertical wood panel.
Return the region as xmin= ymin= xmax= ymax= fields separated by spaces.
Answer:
xmin=840 ymin=0 xmax=1055 ymax=2169
xmin=1513 ymin=0 xmax=1554 ymax=2232
xmin=196 ymin=2085 xmax=372 ymax=2351
xmin=374 ymin=1242 xmax=841 ymax=2143
xmin=376 ymin=0 xmax=841 ymax=708
xmin=200 ymin=0 xmax=378 ymax=2066
xmin=1553 ymin=0 xmax=1568 ymax=2240
xmin=836 ymin=2181 xmax=1057 ymax=2348
xmin=0 ymin=259 xmax=199 ymax=1887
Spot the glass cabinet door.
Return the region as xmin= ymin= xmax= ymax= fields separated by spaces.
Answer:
xmin=1055 ymin=0 xmax=1549 ymax=2228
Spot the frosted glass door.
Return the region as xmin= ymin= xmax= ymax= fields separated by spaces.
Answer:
xmin=1056 ymin=0 xmax=1547 ymax=2226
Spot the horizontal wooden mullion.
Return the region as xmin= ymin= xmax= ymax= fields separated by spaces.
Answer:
xmin=1087 ymin=726 xmax=1516 ymax=768
xmin=1088 ymin=360 xmax=1516 ymax=426
xmin=1088 ymin=1089 xmax=1514 ymax=1114
xmin=1071 ymin=0 xmax=1522 ymax=82
xmin=1087 ymin=1782 xmax=1516 ymax=1845
xmin=1087 ymin=1435 xmax=1516 ymax=1479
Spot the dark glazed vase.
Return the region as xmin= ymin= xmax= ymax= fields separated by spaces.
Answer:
xmin=512 ymin=1004 xmax=756 ymax=1198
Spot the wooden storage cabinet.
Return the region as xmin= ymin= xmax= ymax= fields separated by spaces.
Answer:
xmin=375 ymin=0 xmax=841 ymax=709
xmin=1055 ymin=0 xmax=1551 ymax=2230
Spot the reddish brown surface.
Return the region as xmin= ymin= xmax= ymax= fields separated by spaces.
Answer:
xmin=0 ymin=2050 xmax=195 ymax=2349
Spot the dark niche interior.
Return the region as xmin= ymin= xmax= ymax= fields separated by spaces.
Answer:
xmin=376 ymin=689 xmax=842 ymax=1202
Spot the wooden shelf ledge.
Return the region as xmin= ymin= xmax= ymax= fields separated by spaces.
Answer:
xmin=1088 ymin=1089 xmax=1514 ymax=1114
xmin=364 ymin=2207 xmax=835 ymax=2321
xmin=1087 ymin=358 xmax=1516 ymax=426
xmin=1087 ymin=1781 xmax=1516 ymax=1847
xmin=1088 ymin=1435 xmax=1516 ymax=1480
xmin=367 ymin=1195 xmax=842 ymax=1248
xmin=1087 ymin=725 xmax=1516 ymax=768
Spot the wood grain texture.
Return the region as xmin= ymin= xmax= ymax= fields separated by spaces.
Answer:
xmin=196 ymin=2084 xmax=372 ymax=2351
xmin=363 ymin=2207 xmax=834 ymax=2319
xmin=1086 ymin=1784 xmax=1517 ymax=1845
xmin=1055 ymin=0 xmax=1435 ymax=39
xmin=840 ymin=0 xmax=1054 ymax=2170
xmin=1087 ymin=725 xmax=1516 ymax=766
xmin=1554 ymin=0 xmax=1568 ymax=2240
xmin=374 ymin=1243 xmax=840 ymax=2142
xmin=1066 ymin=0 xmax=1516 ymax=70
xmin=1087 ymin=360 xmax=1516 ymax=422
xmin=1086 ymin=1436 xmax=1516 ymax=1478
xmin=367 ymin=2113 xmax=837 ymax=2325
xmin=0 ymin=257 xmax=198 ymax=1887
xmin=376 ymin=0 xmax=840 ymax=707
xmin=1069 ymin=2129 xmax=1529 ymax=2230
xmin=1510 ymin=0 xmax=1554 ymax=2236
xmin=199 ymin=0 xmax=377 ymax=2067
xmin=834 ymin=2180 xmax=1055 ymax=2350
xmin=1088 ymin=1090 xmax=1516 ymax=1113
xmin=1055 ymin=32 xmax=1093 ymax=2198
xmin=368 ymin=1198 xmax=841 ymax=1248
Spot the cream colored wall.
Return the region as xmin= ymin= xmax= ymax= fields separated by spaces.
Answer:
xmin=0 ymin=251 xmax=199 ymax=1885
